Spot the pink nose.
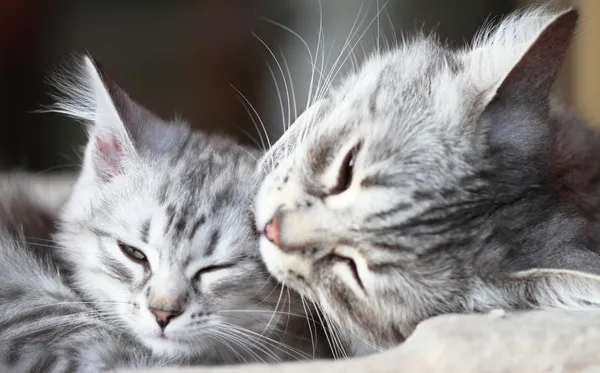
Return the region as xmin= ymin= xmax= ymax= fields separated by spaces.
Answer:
xmin=149 ymin=307 xmax=182 ymax=330
xmin=263 ymin=213 xmax=281 ymax=248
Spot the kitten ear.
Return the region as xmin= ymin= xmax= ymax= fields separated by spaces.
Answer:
xmin=52 ymin=55 xmax=164 ymax=182
xmin=466 ymin=7 xmax=578 ymax=107
xmin=81 ymin=57 xmax=137 ymax=180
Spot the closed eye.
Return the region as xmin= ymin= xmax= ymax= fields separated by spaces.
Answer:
xmin=330 ymin=143 xmax=360 ymax=195
xmin=328 ymin=254 xmax=365 ymax=292
xmin=194 ymin=263 xmax=235 ymax=280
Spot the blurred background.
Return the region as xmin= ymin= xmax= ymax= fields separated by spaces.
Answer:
xmin=0 ymin=0 xmax=591 ymax=172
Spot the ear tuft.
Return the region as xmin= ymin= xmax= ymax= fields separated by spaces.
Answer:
xmin=93 ymin=131 xmax=124 ymax=180
xmin=464 ymin=6 xmax=579 ymax=104
xmin=81 ymin=56 xmax=136 ymax=181
xmin=494 ymin=8 xmax=578 ymax=104
xmin=47 ymin=54 xmax=185 ymax=183
xmin=47 ymin=55 xmax=138 ymax=182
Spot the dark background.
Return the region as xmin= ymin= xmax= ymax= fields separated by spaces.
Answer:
xmin=0 ymin=0 xmax=518 ymax=172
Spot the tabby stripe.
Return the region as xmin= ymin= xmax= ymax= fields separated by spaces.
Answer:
xmin=188 ymin=215 xmax=206 ymax=240
xmin=0 ymin=305 xmax=84 ymax=334
xmin=6 ymin=326 xmax=85 ymax=366
xmin=365 ymin=202 xmax=413 ymax=221
xmin=101 ymin=256 xmax=133 ymax=283
xmin=203 ymin=230 xmax=220 ymax=257
xmin=28 ymin=352 xmax=58 ymax=373
xmin=140 ymin=219 xmax=151 ymax=243
xmin=164 ymin=205 xmax=176 ymax=234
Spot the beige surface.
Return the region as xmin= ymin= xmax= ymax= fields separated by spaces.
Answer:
xmin=571 ymin=0 xmax=600 ymax=125
xmin=114 ymin=309 xmax=600 ymax=373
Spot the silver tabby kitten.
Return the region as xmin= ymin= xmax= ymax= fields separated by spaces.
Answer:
xmin=0 ymin=56 xmax=324 ymax=372
xmin=256 ymin=6 xmax=600 ymax=352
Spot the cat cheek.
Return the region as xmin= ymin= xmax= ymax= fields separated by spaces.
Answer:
xmin=259 ymin=237 xmax=311 ymax=282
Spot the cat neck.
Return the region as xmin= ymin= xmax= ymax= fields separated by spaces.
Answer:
xmin=548 ymin=97 xmax=600 ymax=250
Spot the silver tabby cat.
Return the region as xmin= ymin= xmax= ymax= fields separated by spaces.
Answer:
xmin=256 ymin=5 xmax=600 ymax=352
xmin=0 ymin=56 xmax=327 ymax=372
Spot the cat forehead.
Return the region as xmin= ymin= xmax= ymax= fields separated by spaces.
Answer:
xmin=321 ymin=40 xmax=473 ymax=136
xmin=300 ymin=39 xmax=475 ymax=165
xmin=91 ymin=133 xmax=258 ymax=229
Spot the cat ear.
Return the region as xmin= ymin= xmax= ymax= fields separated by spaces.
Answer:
xmin=51 ymin=55 xmax=165 ymax=182
xmin=492 ymin=8 xmax=577 ymax=106
xmin=465 ymin=7 xmax=578 ymax=108
xmin=81 ymin=57 xmax=137 ymax=180
xmin=463 ymin=8 xmax=578 ymax=163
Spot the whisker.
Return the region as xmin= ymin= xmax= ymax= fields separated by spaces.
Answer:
xmin=261 ymin=283 xmax=286 ymax=336
xmin=230 ymin=84 xmax=271 ymax=150
xmin=231 ymin=86 xmax=267 ymax=152
xmin=328 ymin=0 xmax=391 ymax=92
xmin=222 ymin=321 xmax=312 ymax=361
xmin=210 ymin=331 xmax=249 ymax=364
xmin=279 ymin=46 xmax=298 ymax=129
xmin=214 ymin=326 xmax=269 ymax=363
xmin=310 ymin=299 xmax=338 ymax=359
xmin=263 ymin=58 xmax=288 ymax=138
xmin=300 ymin=295 xmax=317 ymax=358
xmin=252 ymin=33 xmax=293 ymax=139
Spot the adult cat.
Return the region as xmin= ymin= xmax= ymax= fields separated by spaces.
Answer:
xmin=255 ymin=6 xmax=600 ymax=351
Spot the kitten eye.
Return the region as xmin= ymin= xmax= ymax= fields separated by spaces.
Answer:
xmin=118 ymin=242 xmax=147 ymax=264
xmin=194 ymin=263 xmax=235 ymax=280
xmin=330 ymin=143 xmax=360 ymax=195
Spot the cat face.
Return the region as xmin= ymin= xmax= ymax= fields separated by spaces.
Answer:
xmin=256 ymin=8 xmax=600 ymax=347
xmin=54 ymin=57 xmax=304 ymax=362
xmin=257 ymin=40 xmax=478 ymax=347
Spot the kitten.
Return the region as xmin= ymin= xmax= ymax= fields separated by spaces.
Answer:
xmin=0 ymin=56 xmax=327 ymax=372
xmin=255 ymin=5 xmax=600 ymax=351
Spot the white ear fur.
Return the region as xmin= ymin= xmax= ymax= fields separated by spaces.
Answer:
xmin=50 ymin=55 xmax=137 ymax=180
xmin=462 ymin=6 xmax=576 ymax=97
xmin=510 ymin=269 xmax=600 ymax=310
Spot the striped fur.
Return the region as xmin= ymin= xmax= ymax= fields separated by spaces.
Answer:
xmin=0 ymin=56 xmax=330 ymax=372
xmin=255 ymin=5 xmax=600 ymax=351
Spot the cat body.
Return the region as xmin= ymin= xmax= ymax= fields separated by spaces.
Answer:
xmin=0 ymin=172 xmax=75 ymax=240
xmin=0 ymin=57 xmax=328 ymax=372
xmin=256 ymin=6 xmax=600 ymax=350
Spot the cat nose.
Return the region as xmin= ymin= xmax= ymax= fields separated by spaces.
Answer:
xmin=149 ymin=307 xmax=183 ymax=330
xmin=263 ymin=213 xmax=281 ymax=248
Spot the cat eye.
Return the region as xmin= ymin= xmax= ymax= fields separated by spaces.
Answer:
xmin=118 ymin=242 xmax=147 ymax=264
xmin=193 ymin=263 xmax=235 ymax=280
xmin=330 ymin=143 xmax=360 ymax=195
xmin=328 ymin=254 xmax=365 ymax=291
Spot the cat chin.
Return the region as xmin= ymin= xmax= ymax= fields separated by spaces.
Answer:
xmin=140 ymin=335 xmax=198 ymax=357
xmin=258 ymin=237 xmax=315 ymax=299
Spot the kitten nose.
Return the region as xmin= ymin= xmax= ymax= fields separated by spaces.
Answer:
xmin=263 ymin=213 xmax=281 ymax=248
xmin=149 ymin=307 xmax=183 ymax=330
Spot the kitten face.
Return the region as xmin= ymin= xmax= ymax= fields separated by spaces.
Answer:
xmin=59 ymin=142 xmax=271 ymax=359
xmin=256 ymin=7 xmax=594 ymax=347
xmin=54 ymin=57 xmax=299 ymax=362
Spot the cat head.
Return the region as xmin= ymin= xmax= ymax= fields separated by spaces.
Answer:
xmin=255 ymin=7 xmax=600 ymax=347
xmin=52 ymin=56 xmax=304 ymax=362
